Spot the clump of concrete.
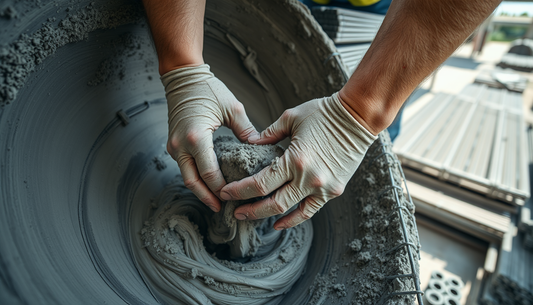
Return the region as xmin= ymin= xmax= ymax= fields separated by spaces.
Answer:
xmin=214 ymin=136 xmax=284 ymax=184
xmin=209 ymin=136 xmax=285 ymax=259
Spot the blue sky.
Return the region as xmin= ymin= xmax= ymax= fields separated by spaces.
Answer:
xmin=494 ymin=1 xmax=533 ymax=16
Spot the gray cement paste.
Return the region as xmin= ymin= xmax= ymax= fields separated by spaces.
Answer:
xmin=209 ymin=136 xmax=286 ymax=259
xmin=0 ymin=0 xmax=420 ymax=304
xmin=135 ymin=137 xmax=313 ymax=304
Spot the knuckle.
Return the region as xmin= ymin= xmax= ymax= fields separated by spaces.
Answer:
xmin=253 ymin=175 xmax=269 ymax=196
xmin=167 ymin=137 xmax=179 ymax=154
xmin=273 ymin=200 xmax=289 ymax=215
xmin=272 ymin=191 xmax=294 ymax=215
xmin=199 ymin=195 xmax=213 ymax=206
xmin=248 ymin=204 xmax=260 ymax=219
xmin=233 ymin=102 xmax=246 ymax=115
xmin=227 ymin=187 xmax=240 ymax=200
xmin=201 ymin=169 xmax=224 ymax=193
xmin=310 ymin=174 xmax=326 ymax=188
xmin=294 ymin=156 xmax=307 ymax=171
xmin=176 ymin=154 xmax=192 ymax=168
xmin=302 ymin=209 xmax=314 ymax=220
xmin=183 ymin=177 xmax=201 ymax=190
xmin=330 ymin=185 xmax=345 ymax=197
xmin=281 ymin=109 xmax=294 ymax=120
xmin=299 ymin=203 xmax=315 ymax=220
xmin=306 ymin=198 xmax=323 ymax=211
xmin=262 ymin=125 xmax=277 ymax=139
xmin=238 ymin=124 xmax=256 ymax=140
xmin=201 ymin=168 xmax=219 ymax=183
xmin=262 ymin=129 xmax=273 ymax=139
xmin=185 ymin=130 xmax=201 ymax=146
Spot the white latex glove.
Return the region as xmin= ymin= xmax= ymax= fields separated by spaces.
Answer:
xmin=161 ymin=64 xmax=258 ymax=212
xmin=220 ymin=92 xmax=377 ymax=230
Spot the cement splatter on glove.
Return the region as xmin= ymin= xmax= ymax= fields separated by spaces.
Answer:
xmin=161 ymin=64 xmax=258 ymax=212
xmin=220 ymin=93 xmax=377 ymax=230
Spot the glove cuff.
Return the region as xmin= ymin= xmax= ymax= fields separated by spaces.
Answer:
xmin=160 ymin=64 xmax=214 ymax=94
xmin=330 ymin=92 xmax=378 ymax=146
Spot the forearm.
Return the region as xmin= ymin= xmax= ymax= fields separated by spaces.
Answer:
xmin=142 ymin=0 xmax=206 ymax=75
xmin=339 ymin=0 xmax=501 ymax=135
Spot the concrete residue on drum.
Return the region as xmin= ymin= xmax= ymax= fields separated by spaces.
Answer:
xmin=87 ymin=33 xmax=144 ymax=87
xmin=136 ymin=137 xmax=313 ymax=304
xmin=308 ymin=135 xmax=420 ymax=305
xmin=0 ymin=2 xmax=142 ymax=105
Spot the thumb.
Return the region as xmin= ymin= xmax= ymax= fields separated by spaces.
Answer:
xmin=248 ymin=109 xmax=292 ymax=145
xmin=228 ymin=102 xmax=260 ymax=143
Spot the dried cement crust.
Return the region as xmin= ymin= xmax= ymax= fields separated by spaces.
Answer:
xmin=307 ymin=133 xmax=420 ymax=305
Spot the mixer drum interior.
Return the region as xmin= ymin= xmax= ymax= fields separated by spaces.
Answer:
xmin=0 ymin=0 xmax=344 ymax=303
xmin=0 ymin=1 xmax=419 ymax=304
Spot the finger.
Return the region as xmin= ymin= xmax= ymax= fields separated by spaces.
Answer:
xmin=177 ymin=153 xmax=221 ymax=212
xmin=228 ymin=102 xmax=260 ymax=143
xmin=233 ymin=183 xmax=306 ymax=221
xmin=190 ymin=136 xmax=227 ymax=198
xmin=248 ymin=109 xmax=293 ymax=145
xmin=273 ymin=196 xmax=324 ymax=230
xmin=219 ymin=154 xmax=290 ymax=201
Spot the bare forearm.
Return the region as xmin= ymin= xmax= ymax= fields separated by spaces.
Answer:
xmin=339 ymin=0 xmax=501 ymax=135
xmin=142 ymin=0 xmax=206 ymax=75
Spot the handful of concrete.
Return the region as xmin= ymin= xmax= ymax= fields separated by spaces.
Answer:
xmin=210 ymin=136 xmax=285 ymax=258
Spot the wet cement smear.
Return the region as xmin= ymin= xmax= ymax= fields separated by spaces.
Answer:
xmin=0 ymin=0 xmax=419 ymax=304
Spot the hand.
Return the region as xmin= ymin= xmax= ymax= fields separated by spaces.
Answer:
xmin=162 ymin=64 xmax=258 ymax=212
xmin=219 ymin=93 xmax=377 ymax=230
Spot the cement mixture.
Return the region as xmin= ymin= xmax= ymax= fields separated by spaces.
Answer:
xmin=209 ymin=136 xmax=286 ymax=259
xmin=134 ymin=137 xmax=313 ymax=304
xmin=0 ymin=0 xmax=420 ymax=304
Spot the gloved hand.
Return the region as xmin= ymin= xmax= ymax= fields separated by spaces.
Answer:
xmin=161 ymin=64 xmax=258 ymax=212
xmin=219 ymin=92 xmax=377 ymax=230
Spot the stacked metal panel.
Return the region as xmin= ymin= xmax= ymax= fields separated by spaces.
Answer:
xmin=336 ymin=43 xmax=371 ymax=73
xmin=311 ymin=7 xmax=382 ymax=73
xmin=394 ymin=84 xmax=530 ymax=205
xmin=311 ymin=7 xmax=383 ymax=43
xmin=480 ymin=220 xmax=533 ymax=305
xmin=406 ymin=171 xmax=512 ymax=242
